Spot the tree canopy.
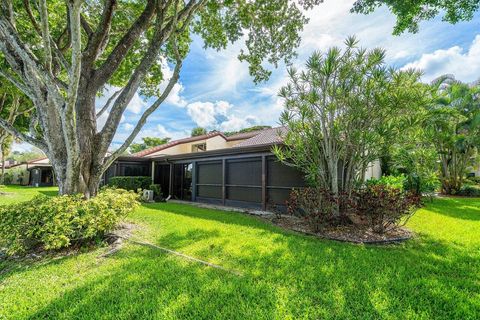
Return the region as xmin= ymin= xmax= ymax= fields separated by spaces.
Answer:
xmin=0 ymin=0 xmax=323 ymax=196
xmin=191 ymin=127 xmax=207 ymax=137
xmin=352 ymin=0 xmax=480 ymax=34
xmin=426 ymin=75 xmax=480 ymax=194
xmin=274 ymin=37 xmax=427 ymax=198
xmin=129 ymin=137 xmax=171 ymax=154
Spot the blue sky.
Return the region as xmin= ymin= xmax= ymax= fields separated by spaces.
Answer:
xmin=14 ymin=0 xmax=480 ymax=152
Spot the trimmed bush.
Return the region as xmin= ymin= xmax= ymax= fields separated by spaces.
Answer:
xmin=107 ymin=176 xmax=152 ymax=191
xmin=0 ymin=188 xmax=139 ymax=256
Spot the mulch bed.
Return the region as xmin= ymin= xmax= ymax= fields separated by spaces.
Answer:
xmin=265 ymin=214 xmax=413 ymax=244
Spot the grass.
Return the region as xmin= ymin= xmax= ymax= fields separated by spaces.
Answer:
xmin=0 ymin=186 xmax=479 ymax=319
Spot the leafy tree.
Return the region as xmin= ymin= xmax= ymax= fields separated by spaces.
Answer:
xmin=273 ymin=37 xmax=427 ymax=209
xmin=352 ymin=0 xmax=480 ymax=34
xmin=129 ymin=137 xmax=171 ymax=154
xmin=191 ymin=127 xmax=207 ymax=137
xmin=0 ymin=135 xmax=13 ymax=184
xmin=7 ymin=149 xmax=45 ymax=163
xmin=0 ymin=80 xmax=33 ymax=183
xmin=0 ymin=0 xmax=323 ymax=197
xmin=223 ymin=125 xmax=272 ymax=136
xmin=426 ymin=76 xmax=480 ymax=194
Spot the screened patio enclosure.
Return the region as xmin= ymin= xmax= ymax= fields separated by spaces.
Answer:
xmin=152 ymin=146 xmax=306 ymax=210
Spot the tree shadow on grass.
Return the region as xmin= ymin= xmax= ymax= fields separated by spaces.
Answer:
xmin=38 ymin=190 xmax=60 ymax=197
xmin=423 ymin=197 xmax=480 ymax=221
xmin=2 ymin=232 xmax=476 ymax=319
xmin=2 ymin=201 xmax=479 ymax=319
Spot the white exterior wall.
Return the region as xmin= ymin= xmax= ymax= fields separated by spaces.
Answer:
xmin=145 ymin=136 xmax=232 ymax=158
xmin=364 ymin=160 xmax=382 ymax=180
xmin=205 ymin=135 xmax=229 ymax=151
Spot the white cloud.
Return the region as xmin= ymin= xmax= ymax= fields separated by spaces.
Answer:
xmin=219 ymin=115 xmax=259 ymax=132
xmin=186 ymin=100 xmax=232 ymax=128
xmin=156 ymin=59 xmax=188 ymax=107
xmin=402 ymin=35 xmax=480 ymax=83
xmin=186 ymin=100 xmax=259 ymax=131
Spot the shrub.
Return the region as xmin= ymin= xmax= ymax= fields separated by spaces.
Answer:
xmin=286 ymin=188 xmax=338 ymax=232
xmin=403 ymin=172 xmax=440 ymax=196
xmin=0 ymin=188 xmax=139 ymax=255
xmin=366 ymin=174 xmax=407 ymax=191
xmin=457 ymin=185 xmax=480 ymax=197
xmin=149 ymin=184 xmax=163 ymax=201
xmin=352 ymin=185 xmax=421 ymax=234
xmin=107 ymin=176 xmax=152 ymax=191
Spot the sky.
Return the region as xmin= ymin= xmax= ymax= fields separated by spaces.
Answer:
xmin=13 ymin=0 xmax=480 ymax=152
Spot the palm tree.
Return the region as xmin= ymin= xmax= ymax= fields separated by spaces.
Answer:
xmin=427 ymin=75 xmax=480 ymax=194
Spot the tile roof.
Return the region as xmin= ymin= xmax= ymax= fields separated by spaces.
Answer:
xmin=233 ymin=127 xmax=286 ymax=148
xmin=225 ymin=130 xmax=264 ymax=141
xmin=132 ymin=131 xmax=226 ymax=157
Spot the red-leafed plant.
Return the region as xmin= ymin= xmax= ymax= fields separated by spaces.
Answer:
xmin=286 ymin=188 xmax=339 ymax=232
xmin=351 ymin=185 xmax=422 ymax=234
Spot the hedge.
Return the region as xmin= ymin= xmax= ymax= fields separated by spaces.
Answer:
xmin=107 ymin=176 xmax=152 ymax=191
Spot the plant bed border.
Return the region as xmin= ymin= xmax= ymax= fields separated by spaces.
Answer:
xmin=167 ymin=200 xmax=414 ymax=245
xmin=287 ymin=227 xmax=413 ymax=245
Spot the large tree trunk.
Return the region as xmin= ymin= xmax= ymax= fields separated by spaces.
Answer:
xmin=0 ymin=148 xmax=4 ymax=185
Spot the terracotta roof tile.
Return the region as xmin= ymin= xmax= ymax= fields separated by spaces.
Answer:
xmin=233 ymin=127 xmax=286 ymax=148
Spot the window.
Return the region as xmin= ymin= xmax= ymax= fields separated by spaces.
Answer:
xmin=192 ymin=143 xmax=207 ymax=152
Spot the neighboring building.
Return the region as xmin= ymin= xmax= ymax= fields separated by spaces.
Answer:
xmin=3 ymin=157 xmax=52 ymax=186
xmin=6 ymin=127 xmax=382 ymax=210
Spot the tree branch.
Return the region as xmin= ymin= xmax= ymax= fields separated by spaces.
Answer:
xmin=22 ymin=0 xmax=41 ymax=33
xmin=0 ymin=117 xmax=47 ymax=150
xmin=38 ymin=0 xmax=53 ymax=74
xmin=91 ymin=0 xmax=156 ymax=89
xmin=83 ymin=0 xmax=116 ymax=68
xmin=96 ymin=88 xmax=121 ymax=118
xmin=0 ymin=70 xmax=33 ymax=98
xmin=1 ymin=0 xmax=15 ymax=29
xmin=104 ymin=36 xmax=183 ymax=169
xmin=80 ymin=14 xmax=93 ymax=37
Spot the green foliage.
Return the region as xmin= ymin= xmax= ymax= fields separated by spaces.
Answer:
xmin=274 ymin=37 xmax=427 ymax=196
xmin=0 ymin=186 xmax=480 ymax=319
xmin=352 ymin=0 xmax=480 ymax=34
xmin=457 ymin=185 xmax=480 ymax=197
xmin=191 ymin=127 xmax=207 ymax=137
xmin=0 ymin=189 xmax=139 ymax=255
xmin=129 ymin=137 xmax=171 ymax=154
xmin=149 ymin=184 xmax=163 ymax=201
xmin=427 ymin=76 xmax=480 ymax=194
xmin=7 ymin=150 xmax=44 ymax=163
xmin=366 ymin=175 xmax=407 ymax=191
xmin=3 ymin=167 xmax=28 ymax=185
xmin=223 ymin=125 xmax=272 ymax=136
xmin=108 ymin=176 xmax=152 ymax=191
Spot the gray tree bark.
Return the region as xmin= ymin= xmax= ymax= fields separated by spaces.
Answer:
xmin=0 ymin=0 xmax=203 ymax=197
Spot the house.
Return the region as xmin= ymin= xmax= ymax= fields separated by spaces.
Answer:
xmin=6 ymin=127 xmax=382 ymax=210
xmin=3 ymin=157 xmax=53 ymax=186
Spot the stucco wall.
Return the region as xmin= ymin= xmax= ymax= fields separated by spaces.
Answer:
xmin=364 ymin=160 xmax=382 ymax=180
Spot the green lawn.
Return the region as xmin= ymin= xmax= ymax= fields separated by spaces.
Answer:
xmin=0 ymin=186 xmax=479 ymax=319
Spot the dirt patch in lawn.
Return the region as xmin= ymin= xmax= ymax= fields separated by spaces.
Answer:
xmin=100 ymin=222 xmax=138 ymax=257
xmin=265 ymin=215 xmax=413 ymax=244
